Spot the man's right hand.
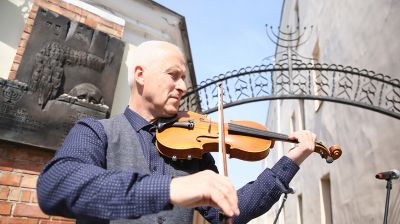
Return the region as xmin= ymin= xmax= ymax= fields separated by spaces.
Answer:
xmin=169 ymin=170 xmax=240 ymax=217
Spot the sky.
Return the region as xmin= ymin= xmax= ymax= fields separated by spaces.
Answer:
xmin=154 ymin=0 xmax=284 ymax=188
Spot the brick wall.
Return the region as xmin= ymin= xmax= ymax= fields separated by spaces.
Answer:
xmin=8 ymin=0 xmax=125 ymax=80
xmin=0 ymin=141 xmax=76 ymax=223
xmin=1 ymin=0 xmax=125 ymax=223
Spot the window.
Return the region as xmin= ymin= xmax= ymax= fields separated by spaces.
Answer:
xmin=312 ymin=40 xmax=323 ymax=111
xmin=297 ymin=194 xmax=303 ymax=224
xmin=290 ymin=111 xmax=296 ymax=149
xmin=320 ymin=174 xmax=333 ymax=224
xmin=299 ymin=99 xmax=305 ymax=129
xmin=294 ymin=0 xmax=300 ymax=48
xmin=290 ymin=104 xmax=305 ymax=148
xmin=290 ymin=104 xmax=304 ymax=131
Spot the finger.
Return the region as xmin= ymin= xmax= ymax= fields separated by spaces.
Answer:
xmin=215 ymin=177 xmax=239 ymax=216
xmin=287 ymin=133 xmax=298 ymax=141
xmin=290 ymin=131 xmax=316 ymax=150
xmin=209 ymin=185 xmax=236 ymax=217
xmin=288 ymin=130 xmax=307 ymax=141
xmin=203 ymin=174 xmax=239 ymax=216
xmin=170 ymin=170 xmax=239 ymax=215
xmin=291 ymin=131 xmax=315 ymax=142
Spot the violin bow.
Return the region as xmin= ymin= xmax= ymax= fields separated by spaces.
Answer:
xmin=217 ymin=82 xmax=229 ymax=176
xmin=217 ymin=82 xmax=231 ymax=224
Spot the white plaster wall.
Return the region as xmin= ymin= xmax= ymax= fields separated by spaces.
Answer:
xmin=0 ymin=0 xmax=32 ymax=79
xmin=111 ymin=42 xmax=135 ymax=115
xmin=266 ymin=0 xmax=400 ymax=223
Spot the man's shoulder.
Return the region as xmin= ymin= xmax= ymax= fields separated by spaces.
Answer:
xmin=72 ymin=114 xmax=125 ymax=136
xmin=97 ymin=113 xmax=127 ymax=127
xmin=97 ymin=113 xmax=135 ymax=138
xmin=73 ymin=117 xmax=106 ymax=137
xmin=71 ymin=114 xmax=126 ymax=144
xmin=71 ymin=113 xmax=125 ymax=127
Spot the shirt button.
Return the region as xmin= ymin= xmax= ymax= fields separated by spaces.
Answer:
xmin=157 ymin=216 xmax=166 ymax=223
xmin=282 ymin=165 xmax=288 ymax=171
xmin=152 ymin=166 xmax=157 ymax=172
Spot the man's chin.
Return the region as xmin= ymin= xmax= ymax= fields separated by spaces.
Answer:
xmin=162 ymin=107 xmax=179 ymax=118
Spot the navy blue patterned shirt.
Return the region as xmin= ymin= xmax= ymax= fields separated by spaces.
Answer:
xmin=37 ymin=107 xmax=299 ymax=224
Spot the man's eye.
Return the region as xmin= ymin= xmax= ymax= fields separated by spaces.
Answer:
xmin=169 ymin=72 xmax=179 ymax=79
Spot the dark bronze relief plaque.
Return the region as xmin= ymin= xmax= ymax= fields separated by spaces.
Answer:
xmin=0 ymin=7 xmax=125 ymax=150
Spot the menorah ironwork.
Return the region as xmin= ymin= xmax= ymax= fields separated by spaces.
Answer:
xmin=180 ymin=25 xmax=400 ymax=120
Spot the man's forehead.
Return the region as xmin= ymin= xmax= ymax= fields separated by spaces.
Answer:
xmin=161 ymin=56 xmax=186 ymax=72
xmin=165 ymin=64 xmax=186 ymax=72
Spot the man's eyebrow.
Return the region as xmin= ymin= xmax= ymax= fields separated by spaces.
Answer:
xmin=165 ymin=67 xmax=184 ymax=73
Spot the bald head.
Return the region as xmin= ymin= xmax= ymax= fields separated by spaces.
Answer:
xmin=128 ymin=40 xmax=187 ymax=120
xmin=128 ymin=40 xmax=185 ymax=88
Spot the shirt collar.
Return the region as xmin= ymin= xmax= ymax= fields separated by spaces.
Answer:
xmin=123 ymin=107 xmax=155 ymax=132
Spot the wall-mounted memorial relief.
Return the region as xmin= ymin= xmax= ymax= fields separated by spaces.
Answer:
xmin=0 ymin=7 xmax=125 ymax=150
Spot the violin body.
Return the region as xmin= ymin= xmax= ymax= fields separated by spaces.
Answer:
xmin=156 ymin=111 xmax=342 ymax=163
xmin=156 ymin=111 xmax=273 ymax=161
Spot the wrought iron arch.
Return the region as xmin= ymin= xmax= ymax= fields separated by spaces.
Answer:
xmin=180 ymin=26 xmax=400 ymax=119
xmin=179 ymin=62 xmax=400 ymax=120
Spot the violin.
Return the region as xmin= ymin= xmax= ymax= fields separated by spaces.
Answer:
xmin=155 ymin=111 xmax=342 ymax=163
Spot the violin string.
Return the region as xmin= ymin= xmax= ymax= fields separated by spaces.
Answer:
xmin=228 ymin=123 xmax=279 ymax=137
xmin=228 ymin=123 xmax=292 ymax=141
xmin=172 ymin=121 xmax=292 ymax=142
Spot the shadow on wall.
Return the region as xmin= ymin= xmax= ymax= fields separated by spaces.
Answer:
xmin=110 ymin=43 xmax=132 ymax=116
xmin=0 ymin=0 xmax=27 ymax=49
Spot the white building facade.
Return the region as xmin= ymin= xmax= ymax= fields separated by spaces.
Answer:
xmin=265 ymin=0 xmax=400 ymax=223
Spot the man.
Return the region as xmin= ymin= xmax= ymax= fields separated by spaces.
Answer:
xmin=37 ymin=41 xmax=316 ymax=224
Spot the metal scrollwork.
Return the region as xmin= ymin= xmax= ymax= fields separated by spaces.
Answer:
xmin=180 ymin=60 xmax=400 ymax=120
xmin=180 ymin=25 xmax=400 ymax=120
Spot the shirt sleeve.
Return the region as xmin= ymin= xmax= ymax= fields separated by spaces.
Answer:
xmin=37 ymin=118 xmax=173 ymax=220
xmin=196 ymin=156 xmax=299 ymax=224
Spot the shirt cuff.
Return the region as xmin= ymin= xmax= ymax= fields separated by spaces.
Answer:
xmin=134 ymin=174 xmax=173 ymax=214
xmin=271 ymin=156 xmax=300 ymax=187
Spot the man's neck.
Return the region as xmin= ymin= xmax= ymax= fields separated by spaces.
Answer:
xmin=128 ymin=101 xmax=157 ymax=123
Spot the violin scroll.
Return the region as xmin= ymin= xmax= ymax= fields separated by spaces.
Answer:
xmin=314 ymin=142 xmax=342 ymax=163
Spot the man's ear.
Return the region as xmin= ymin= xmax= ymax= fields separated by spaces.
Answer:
xmin=134 ymin=65 xmax=145 ymax=86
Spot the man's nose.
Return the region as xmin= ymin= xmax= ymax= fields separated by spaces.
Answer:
xmin=176 ymin=78 xmax=187 ymax=94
